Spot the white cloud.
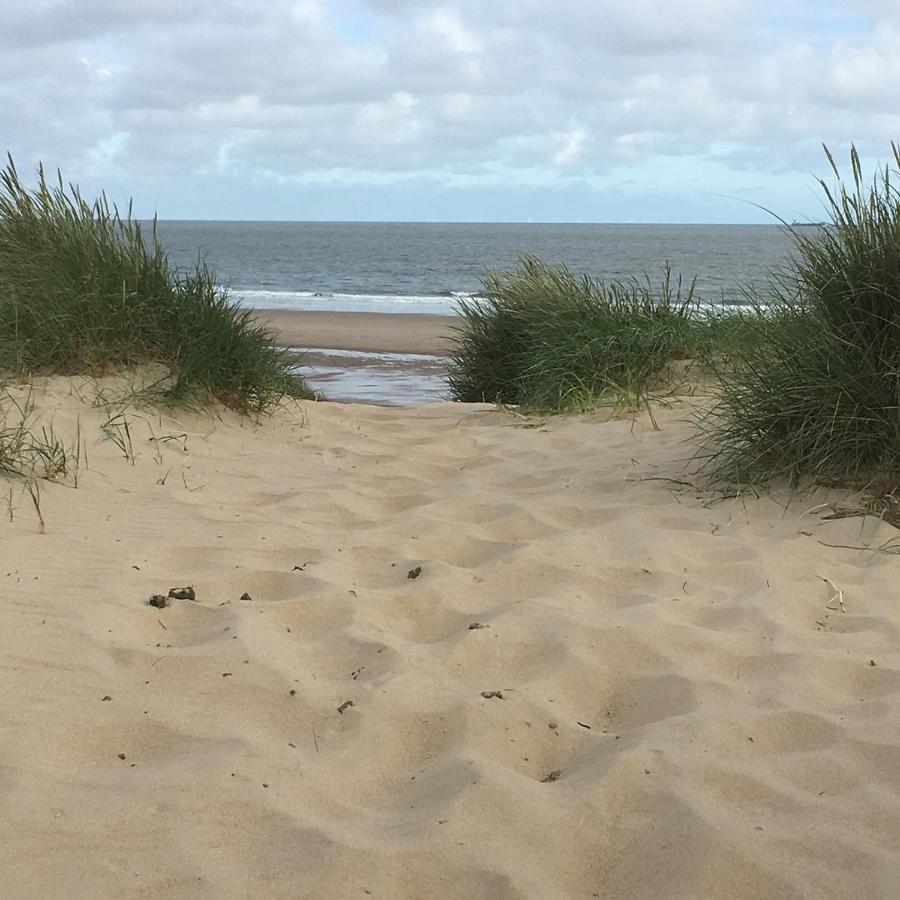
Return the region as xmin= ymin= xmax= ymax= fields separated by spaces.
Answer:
xmin=421 ymin=7 xmax=480 ymax=54
xmin=554 ymin=129 xmax=587 ymax=166
xmin=0 ymin=0 xmax=898 ymax=220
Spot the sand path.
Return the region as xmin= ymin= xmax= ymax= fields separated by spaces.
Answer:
xmin=2 ymin=381 xmax=899 ymax=898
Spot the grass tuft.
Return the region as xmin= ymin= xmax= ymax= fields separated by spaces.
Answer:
xmin=698 ymin=144 xmax=900 ymax=488
xmin=448 ymin=255 xmax=709 ymax=412
xmin=0 ymin=154 xmax=312 ymax=413
xmin=0 ymin=387 xmax=80 ymax=482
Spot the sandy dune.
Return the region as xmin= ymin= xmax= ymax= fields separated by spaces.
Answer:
xmin=2 ymin=378 xmax=900 ymax=898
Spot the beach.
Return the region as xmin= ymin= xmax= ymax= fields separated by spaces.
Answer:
xmin=257 ymin=309 xmax=458 ymax=356
xmin=5 ymin=0 xmax=900 ymax=893
xmin=258 ymin=310 xmax=458 ymax=405
xmin=2 ymin=378 xmax=899 ymax=898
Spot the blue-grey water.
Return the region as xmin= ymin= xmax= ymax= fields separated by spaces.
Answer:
xmin=156 ymin=222 xmax=795 ymax=315
xmin=154 ymin=222 xmax=796 ymax=404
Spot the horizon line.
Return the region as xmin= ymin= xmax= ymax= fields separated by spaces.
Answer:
xmin=146 ymin=218 xmax=790 ymax=226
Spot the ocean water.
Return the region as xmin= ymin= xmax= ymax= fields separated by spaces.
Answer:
xmin=156 ymin=221 xmax=795 ymax=315
xmin=155 ymin=221 xmax=796 ymax=404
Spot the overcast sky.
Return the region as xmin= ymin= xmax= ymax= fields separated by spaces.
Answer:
xmin=3 ymin=0 xmax=899 ymax=222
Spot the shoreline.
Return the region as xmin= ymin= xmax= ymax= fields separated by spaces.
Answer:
xmin=255 ymin=309 xmax=459 ymax=356
xmin=295 ymin=347 xmax=450 ymax=405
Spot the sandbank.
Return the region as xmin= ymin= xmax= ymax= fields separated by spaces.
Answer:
xmin=256 ymin=309 xmax=458 ymax=356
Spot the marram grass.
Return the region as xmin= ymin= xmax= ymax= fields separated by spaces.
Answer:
xmin=448 ymin=254 xmax=747 ymax=412
xmin=450 ymin=145 xmax=900 ymax=490
xmin=0 ymin=154 xmax=312 ymax=412
xmin=697 ymin=144 xmax=900 ymax=488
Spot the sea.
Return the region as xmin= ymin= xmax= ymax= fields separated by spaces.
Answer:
xmin=156 ymin=222 xmax=796 ymax=404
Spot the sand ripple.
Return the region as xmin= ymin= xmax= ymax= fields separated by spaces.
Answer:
xmin=2 ymin=384 xmax=900 ymax=897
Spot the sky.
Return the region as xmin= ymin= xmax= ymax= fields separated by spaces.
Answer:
xmin=2 ymin=0 xmax=899 ymax=223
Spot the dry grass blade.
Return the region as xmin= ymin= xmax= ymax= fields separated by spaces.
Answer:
xmin=819 ymin=575 xmax=846 ymax=612
xmin=25 ymin=479 xmax=46 ymax=534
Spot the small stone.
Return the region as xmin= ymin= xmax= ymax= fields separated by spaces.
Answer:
xmin=407 ymin=566 xmax=422 ymax=580
xmin=869 ymin=659 xmax=877 ymax=666
xmin=548 ymin=721 xmax=558 ymax=730
xmin=148 ymin=595 xmax=167 ymax=609
xmin=289 ymin=689 xmax=296 ymax=696
xmin=240 ymin=592 xmax=253 ymax=602
xmin=540 ymin=770 xmax=562 ymax=783
xmin=117 ymin=753 xmax=126 ymax=760
xmin=337 ymin=700 xmax=354 ymax=714
xmin=468 ymin=622 xmax=490 ymax=630
xmin=167 ymin=586 xmax=196 ymax=601
xmin=101 ymin=696 xmax=112 ymax=702
xmin=480 ymin=690 xmax=503 ymax=700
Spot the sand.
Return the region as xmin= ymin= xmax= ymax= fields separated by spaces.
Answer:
xmin=256 ymin=309 xmax=458 ymax=355
xmin=2 ymin=377 xmax=900 ymax=899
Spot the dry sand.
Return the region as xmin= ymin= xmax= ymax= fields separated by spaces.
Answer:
xmin=256 ymin=309 xmax=458 ymax=355
xmin=2 ymin=377 xmax=900 ymax=899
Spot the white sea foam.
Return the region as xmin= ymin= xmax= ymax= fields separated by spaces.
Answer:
xmin=236 ymin=287 xmax=759 ymax=317
xmin=234 ymin=289 xmax=476 ymax=316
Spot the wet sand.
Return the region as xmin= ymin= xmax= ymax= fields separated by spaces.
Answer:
xmin=256 ymin=309 xmax=458 ymax=355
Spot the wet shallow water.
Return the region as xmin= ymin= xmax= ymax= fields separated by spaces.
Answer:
xmin=289 ymin=348 xmax=450 ymax=406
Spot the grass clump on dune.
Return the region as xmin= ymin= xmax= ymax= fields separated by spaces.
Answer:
xmin=448 ymin=255 xmax=707 ymax=412
xmin=0 ymin=386 xmax=78 ymax=482
xmin=0 ymin=155 xmax=312 ymax=412
xmin=700 ymin=145 xmax=900 ymax=488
